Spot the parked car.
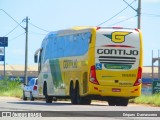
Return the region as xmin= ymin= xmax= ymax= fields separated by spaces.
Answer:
xmin=23 ymin=78 xmax=41 ymax=101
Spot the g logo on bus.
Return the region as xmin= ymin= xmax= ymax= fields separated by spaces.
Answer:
xmin=104 ymin=31 xmax=131 ymax=43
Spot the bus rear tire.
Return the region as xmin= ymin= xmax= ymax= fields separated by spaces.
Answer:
xmin=70 ymin=82 xmax=76 ymax=104
xmin=44 ymin=83 xmax=53 ymax=103
xmin=75 ymin=82 xmax=80 ymax=104
xmin=75 ymin=82 xmax=91 ymax=105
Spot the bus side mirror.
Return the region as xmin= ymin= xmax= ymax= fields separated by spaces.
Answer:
xmin=34 ymin=55 xmax=38 ymax=63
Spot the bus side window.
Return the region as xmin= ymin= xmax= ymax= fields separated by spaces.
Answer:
xmin=57 ymin=36 xmax=64 ymax=58
xmin=77 ymin=33 xmax=83 ymax=55
xmin=82 ymin=32 xmax=90 ymax=54
xmin=52 ymin=37 xmax=57 ymax=58
xmin=64 ymin=35 xmax=73 ymax=57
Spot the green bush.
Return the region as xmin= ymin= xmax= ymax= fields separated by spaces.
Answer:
xmin=0 ymin=80 xmax=22 ymax=98
xmin=131 ymin=93 xmax=160 ymax=106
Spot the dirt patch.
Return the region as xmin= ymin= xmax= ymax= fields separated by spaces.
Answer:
xmin=0 ymin=96 xmax=21 ymax=101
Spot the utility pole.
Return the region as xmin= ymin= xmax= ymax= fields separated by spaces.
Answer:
xmin=24 ymin=16 xmax=28 ymax=85
xmin=123 ymin=0 xmax=141 ymax=29
xmin=137 ymin=0 xmax=141 ymax=29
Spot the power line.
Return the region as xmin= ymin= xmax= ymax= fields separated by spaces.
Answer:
xmin=109 ymin=15 xmax=137 ymax=26
xmin=9 ymin=32 xmax=25 ymax=41
xmin=29 ymin=22 xmax=50 ymax=32
xmin=3 ymin=22 xmax=23 ymax=37
xmin=96 ymin=0 xmax=136 ymax=26
xmin=142 ymin=13 xmax=160 ymax=17
xmin=0 ymin=9 xmax=25 ymax=29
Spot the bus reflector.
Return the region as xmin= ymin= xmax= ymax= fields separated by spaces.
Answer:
xmin=90 ymin=65 xmax=99 ymax=85
xmin=134 ymin=67 xmax=142 ymax=86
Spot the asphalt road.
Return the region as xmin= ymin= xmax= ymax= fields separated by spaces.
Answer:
xmin=0 ymin=97 xmax=160 ymax=120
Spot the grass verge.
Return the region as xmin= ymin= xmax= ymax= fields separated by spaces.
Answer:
xmin=130 ymin=93 xmax=160 ymax=106
xmin=0 ymin=80 xmax=22 ymax=98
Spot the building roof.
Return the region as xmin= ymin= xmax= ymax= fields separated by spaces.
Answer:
xmin=0 ymin=65 xmax=38 ymax=71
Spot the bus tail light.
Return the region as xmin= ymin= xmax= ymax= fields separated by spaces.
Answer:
xmin=89 ymin=65 xmax=99 ymax=85
xmin=33 ymin=86 xmax=37 ymax=90
xmin=134 ymin=67 xmax=142 ymax=86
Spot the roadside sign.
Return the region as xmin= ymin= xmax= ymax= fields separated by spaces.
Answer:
xmin=0 ymin=48 xmax=4 ymax=54
xmin=0 ymin=37 xmax=8 ymax=47
xmin=0 ymin=55 xmax=4 ymax=61
xmin=0 ymin=37 xmax=8 ymax=79
xmin=152 ymin=81 xmax=160 ymax=94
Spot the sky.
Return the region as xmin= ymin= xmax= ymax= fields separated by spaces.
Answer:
xmin=0 ymin=0 xmax=160 ymax=66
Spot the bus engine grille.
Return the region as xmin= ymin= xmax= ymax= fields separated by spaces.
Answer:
xmin=98 ymin=56 xmax=136 ymax=65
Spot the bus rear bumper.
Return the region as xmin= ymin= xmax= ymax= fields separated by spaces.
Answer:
xmin=88 ymin=84 xmax=141 ymax=98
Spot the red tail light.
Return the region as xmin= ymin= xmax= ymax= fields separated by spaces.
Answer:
xmin=89 ymin=65 xmax=99 ymax=85
xmin=33 ymin=86 xmax=37 ymax=90
xmin=134 ymin=67 xmax=142 ymax=86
